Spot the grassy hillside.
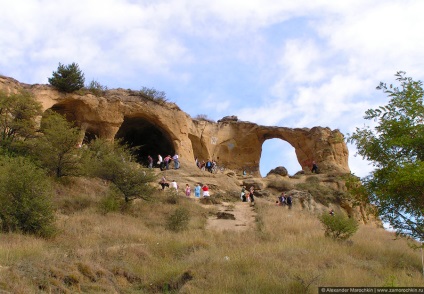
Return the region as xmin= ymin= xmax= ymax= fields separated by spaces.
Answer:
xmin=0 ymin=176 xmax=423 ymax=293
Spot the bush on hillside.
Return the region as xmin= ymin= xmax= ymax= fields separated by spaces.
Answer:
xmin=166 ymin=207 xmax=190 ymax=232
xmin=0 ymin=156 xmax=55 ymax=237
xmin=48 ymin=62 xmax=85 ymax=93
xmin=98 ymin=187 xmax=125 ymax=214
xmin=32 ymin=110 xmax=82 ymax=177
xmin=0 ymin=89 xmax=42 ymax=151
xmin=163 ymin=189 xmax=179 ymax=204
xmin=83 ymin=138 xmax=156 ymax=202
xmin=319 ymin=212 xmax=358 ymax=241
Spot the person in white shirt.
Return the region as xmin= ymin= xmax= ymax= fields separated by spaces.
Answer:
xmin=170 ymin=180 xmax=178 ymax=190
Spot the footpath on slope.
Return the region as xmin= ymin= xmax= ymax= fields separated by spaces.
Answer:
xmin=153 ymin=165 xmax=260 ymax=232
xmin=202 ymin=201 xmax=257 ymax=232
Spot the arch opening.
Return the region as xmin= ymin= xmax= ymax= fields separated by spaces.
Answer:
xmin=115 ymin=116 xmax=175 ymax=165
xmin=259 ymin=139 xmax=302 ymax=177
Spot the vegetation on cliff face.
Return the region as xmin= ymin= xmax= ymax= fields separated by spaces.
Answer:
xmin=349 ymin=72 xmax=424 ymax=242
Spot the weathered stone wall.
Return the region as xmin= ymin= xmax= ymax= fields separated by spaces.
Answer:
xmin=0 ymin=75 xmax=350 ymax=175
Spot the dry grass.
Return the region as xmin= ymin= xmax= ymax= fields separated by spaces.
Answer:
xmin=0 ymin=179 xmax=423 ymax=293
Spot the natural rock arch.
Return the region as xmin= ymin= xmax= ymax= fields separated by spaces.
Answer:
xmin=0 ymin=75 xmax=351 ymax=175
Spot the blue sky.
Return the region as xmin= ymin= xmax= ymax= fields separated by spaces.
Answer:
xmin=1 ymin=0 xmax=424 ymax=177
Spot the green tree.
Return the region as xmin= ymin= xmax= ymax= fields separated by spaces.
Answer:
xmin=319 ymin=212 xmax=359 ymax=240
xmin=33 ymin=110 xmax=82 ymax=177
xmin=48 ymin=62 xmax=85 ymax=93
xmin=342 ymin=173 xmax=371 ymax=223
xmin=0 ymin=156 xmax=55 ymax=237
xmin=83 ymin=138 xmax=156 ymax=202
xmin=348 ymin=71 xmax=424 ymax=242
xmin=0 ymin=90 xmax=42 ymax=148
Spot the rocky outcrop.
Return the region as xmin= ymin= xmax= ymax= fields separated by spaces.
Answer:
xmin=0 ymin=75 xmax=350 ymax=175
xmin=267 ymin=166 xmax=288 ymax=177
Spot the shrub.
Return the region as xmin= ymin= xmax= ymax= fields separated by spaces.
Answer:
xmin=166 ymin=208 xmax=190 ymax=232
xmin=139 ymin=87 xmax=167 ymax=103
xmin=48 ymin=62 xmax=85 ymax=93
xmin=83 ymin=139 xmax=157 ymax=202
xmin=98 ymin=187 xmax=125 ymax=214
xmin=0 ymin=156 xmax=55 ymax=237
xmin=0 ymin=90 xmax=43 ymax=153
xmin=319 ymin=212 xmax=358 ymax=240
xmin=194 ymin=114 xmax=215 ymax=123
xmin=87 ymin=80 xmax=108 ymax=97
xmin=164 ymin=189 xmax=179 ymax=204
xmin=33 ymin=110 xmax=82 ymax=177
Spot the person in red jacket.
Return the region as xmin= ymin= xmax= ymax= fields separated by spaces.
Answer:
xmin=202 ymin=184 xmax=210 ymax=197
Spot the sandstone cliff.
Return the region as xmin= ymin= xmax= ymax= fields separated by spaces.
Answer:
xmin=0 ymin=75 xmax=350 ymax=176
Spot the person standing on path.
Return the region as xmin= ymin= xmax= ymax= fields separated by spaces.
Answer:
xmin=185 ymin=184 xmax=191 ymax=197
xmin=194 ymin=183 xmax=201 ymax=198
xmin=202 ymin=184 xmax=210 ymax=197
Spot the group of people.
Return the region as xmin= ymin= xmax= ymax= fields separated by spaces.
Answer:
xmin=240 ymin=186 xmax=255 ymax=205
xmin=151 ymin=154 xmax=180 ymax=170
xmin=159 ymin=176 xmax=210 ymax=197
xmin=195 ymin=158 xmax=217 ymax=173
xmin=276 ymin=192 xmax=293 ymax=209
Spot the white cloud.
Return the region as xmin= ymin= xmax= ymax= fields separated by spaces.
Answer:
xmin=0 ymin=0 xmax=423 ymax=179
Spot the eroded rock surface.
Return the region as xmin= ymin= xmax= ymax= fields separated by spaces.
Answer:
xmin=0 ymin=75 xmax=350 ymax=175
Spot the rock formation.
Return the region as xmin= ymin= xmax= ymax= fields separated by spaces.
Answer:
xmin=0 ymin=75 xmax=350 ymax=176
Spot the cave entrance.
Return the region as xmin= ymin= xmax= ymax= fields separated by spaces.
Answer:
xmin=259 ymin=139 xmax=302 ymax=177
xmin=115 ymin=116 xmax=175 ymax=166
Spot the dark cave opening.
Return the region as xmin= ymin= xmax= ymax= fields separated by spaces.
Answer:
xmin=115 ymin=116 xmax=175 ymax=166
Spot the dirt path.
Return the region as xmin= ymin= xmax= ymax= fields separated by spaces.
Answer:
xmin=205 ymin=201 xmax=257 ymax=232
